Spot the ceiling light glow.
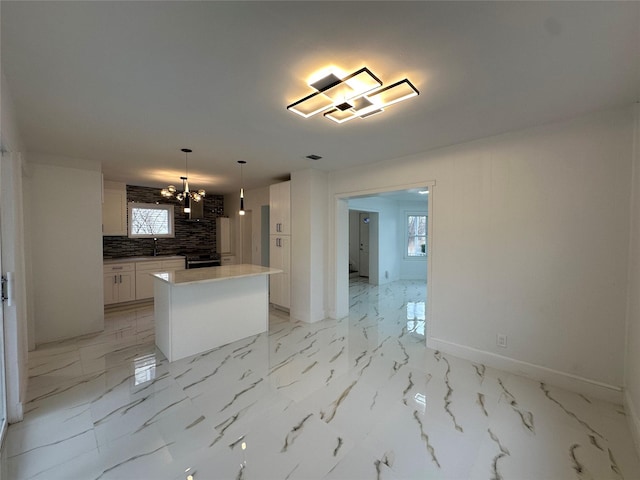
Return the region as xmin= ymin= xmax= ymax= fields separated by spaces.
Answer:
xmin=287 ymin=66 xmax=418 ymax=123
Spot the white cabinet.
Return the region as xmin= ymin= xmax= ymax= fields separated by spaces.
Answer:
xmin=270 ymin=235 xmax=290 ymax=309
xmin=269 ymin=180 xmax=291 ymax=309
xmin=104 ymin=263 xmax=135 ymax=305
xmin=269 ymin=181 xmax=290 ymax=235
xmin=105 ymin=257 xmax=185 ymax=305
xmin=102 ymin=181 xmax=127 ymax=236
xmin=135 ymin=258 xmax=185 ymax=300
xmin=216 ymin=217 xmax=233 ymax=254
xmin=135 ymin=261 xmax=161 ymax=300
xmin=221 ymin=255 xmax=236 ymax=266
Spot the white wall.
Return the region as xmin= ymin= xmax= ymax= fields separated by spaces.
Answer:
xmin=397 ymin=200 xmax=428 ymax=281
xmin=328 ymin=107 xmax=633 ymax=398
xmin=624 ymin=103 xmax=640 ymax=451
xmin=0 ymin=71 xmax=29 ymax=422
xmin=291 ymin=169 xmax=327 ymax=323
xmin=27 ymin=155 xmax=104 ymax=344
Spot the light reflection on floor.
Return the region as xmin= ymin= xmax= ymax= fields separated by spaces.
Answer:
xmin=2 ymin=279 xmax=638 ymax=480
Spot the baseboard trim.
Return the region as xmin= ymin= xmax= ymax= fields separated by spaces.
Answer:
xmin=428 ymin=337 xmax=623 ymax=403
xmin=624 ymin=390 xmax=640 ymax=458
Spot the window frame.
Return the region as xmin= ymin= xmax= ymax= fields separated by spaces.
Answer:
xmin=405 ymin=212 xmax=428 ymax=259
xmin=128 ymin=202 xmax=175 ymax=238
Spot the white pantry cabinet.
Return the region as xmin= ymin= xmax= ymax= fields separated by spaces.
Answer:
xmin=269 ymin=235 xmax=290 ymax=309
xmin=269 ymin=180 xmax=291 ymax=310
xmin=269 ymin=181 xmax=290 ymax=235
xmin=103 ymin=263 xmax=135 ymax=305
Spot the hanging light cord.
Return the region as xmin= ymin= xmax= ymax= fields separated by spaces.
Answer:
xmin=238 ymin=160 xmax=247 ymax=215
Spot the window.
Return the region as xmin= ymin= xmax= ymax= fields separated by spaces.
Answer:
xmin=406 ymin=214 xmax=427 ymax=257
xmin=128 ymin=203 xmax=175 ymax=238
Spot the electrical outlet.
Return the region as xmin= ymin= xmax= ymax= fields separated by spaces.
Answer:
xmin=385 ymin=270 xmax=389 ymax=279
xmin=497 ymin=334 xmax=507 ymax=348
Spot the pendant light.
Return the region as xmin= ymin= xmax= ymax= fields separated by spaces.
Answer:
xmin=161 ymin=148 xmax=206 ymax=214
xmin=238 ymin=160 xmax=246 ymax=216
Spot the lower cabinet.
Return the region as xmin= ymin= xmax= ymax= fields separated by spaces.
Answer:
xmin=104 ymin=263 xmax=135 ymax=305
xmin=269 ymin=235 xmax=290 ymax=309
xmin=135 ymin=261 xmax=162 ymax=300
xmin=135 ymin=259 xmax=184 ymax=300
xmin=104 ymin=258 xmax=185 ymax=305
xmin=221 ymin=254 xmax=236 ymax=266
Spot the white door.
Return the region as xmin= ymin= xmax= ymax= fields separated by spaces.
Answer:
xmin=359 ymin=213 xmax=370 ymax=277
xmin=0 ymin=153 xmax=6 ymax=442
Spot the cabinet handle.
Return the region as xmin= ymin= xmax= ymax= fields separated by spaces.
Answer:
xmin=112 ymin=266 xmax=123 ymax=270
xmin=114 ymin=275 xmax=117 ymax=284
xmin=119 ymin=274 xmax=122 ymax=283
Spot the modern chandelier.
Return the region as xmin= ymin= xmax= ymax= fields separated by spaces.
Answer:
xmin=161 ymin=148 xmax=205 ymax=214
xmin=286 ymin=67 xmax=419 ymax=124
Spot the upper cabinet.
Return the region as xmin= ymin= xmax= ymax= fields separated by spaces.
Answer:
xmin=102 ymin=180 xmax=127 ymax=236
xmin=269 ymin=181 xmax=290 ymax=235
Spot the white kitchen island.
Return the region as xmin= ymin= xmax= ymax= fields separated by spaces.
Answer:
xmin=152 ymin=264 xmax=282 ymax=362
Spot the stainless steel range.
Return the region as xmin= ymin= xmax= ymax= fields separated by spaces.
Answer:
xmin=184 ymin=252 xmax=221 ymax=269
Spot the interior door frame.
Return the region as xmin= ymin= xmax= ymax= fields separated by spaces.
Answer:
xmin=331 ymin=180 xmax=435 ymax=343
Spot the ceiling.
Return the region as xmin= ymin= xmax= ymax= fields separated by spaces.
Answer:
xmin=2 ymin=1 xmax=639 ymax=195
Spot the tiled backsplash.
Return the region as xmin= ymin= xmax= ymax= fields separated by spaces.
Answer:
xmin=103 ymin=185 xmax=225 ymax=259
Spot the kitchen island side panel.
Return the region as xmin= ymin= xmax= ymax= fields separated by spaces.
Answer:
xmin=154 ymin=274 xmax=269 ymax=362
xmin=154 ymin=279 xmax=173 ymax=361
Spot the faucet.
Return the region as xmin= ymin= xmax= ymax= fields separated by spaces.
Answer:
xmin=153 ymin=237 xmax=158 ymax=257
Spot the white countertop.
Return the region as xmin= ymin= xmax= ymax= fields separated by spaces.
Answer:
xmin=103 ymin=255 xmax=185 ymax=265
xmin=152 ymin=264 xmax=282 ymax=286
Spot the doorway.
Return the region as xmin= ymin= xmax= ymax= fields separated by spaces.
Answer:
xmin=348 ymin=210 xmax=376 ymax=279
xmin=333 ymin=182 xmax=434 ymax=342
xmin=358 ymin=212 xmax=370 ymax=277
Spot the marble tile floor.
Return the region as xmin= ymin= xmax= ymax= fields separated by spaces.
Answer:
xmin=2 ymin=279 xmax=639 ymax=479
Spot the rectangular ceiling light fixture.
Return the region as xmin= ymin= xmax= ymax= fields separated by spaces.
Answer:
xmin=287 ymin=66 xmax=418 ymax=123
xmin=287 ymin=67 xmax=382 ymax=118
xmin=323 ymin=78 xmax=420 ymax=124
